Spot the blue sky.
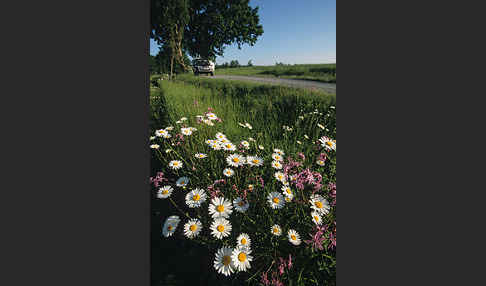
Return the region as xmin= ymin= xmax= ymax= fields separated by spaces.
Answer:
xmin=150 ymin=0 xmax=336 ymax=65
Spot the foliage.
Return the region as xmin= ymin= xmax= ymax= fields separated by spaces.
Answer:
xmin=151 ymin=0 xmax=191 ymax=75
xmin=151 ymin=0 xmax=264 ymax=61
xmin=150 ymin=79 xmax=336 ymax=286
xmin=150 ymin=45 xmax=192 ymax=75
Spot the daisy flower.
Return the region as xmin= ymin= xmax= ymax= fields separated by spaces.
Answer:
xmin=274 ymin=172 xmax=287 ymax=183
xmin=215 ymin=132 xmax=226 ymax=140
xmin=218 ymin=137 xmax=230 ymax=144
xmin=311 ymin=211 xmax=323 ymax=225
xmin=221 ymin=142 xmax=236 ymax=151
xmin=273 ymin=149 xmax=285 ymax=156
xmin=155 ymin=129 xmax=169 ymax=137
xmin=238 ymin=122 xmax=246 ymax=128
xmin=272 ymin=153 xmax=283 ymax=161
xmin=156 ymin=185 xmax=173 ymax=199
xmin=210 ymin=218 xmax=232 ymax=239
xmin=180 ymin=117 xmax=187 ymax=121
xmin=316 ymin=159 xmax=326 ymax=166
xmin=205 ymin=139 xmax=217 ymax=145
xmin=206 ymin=113 xmax=218 ymax=120
xmin=213 ymin=247 xmax=235 ymax=276
xmin=310 ymin=194 xmax=331 ymax=215
xmin=195 ymin=153 xmax=207 ymax=159
xmin=162 ymin=215 xmax=180 ymax=237
xmin=317 ymin=123 xmax=325 ymax=130
xmin=246 ymin=156 xmax=264 ymax=167
xmin=258 ymin=145 xmax=264 ymax=150
xmin=248 ymin=137 xmax=255 ymax=142
xmin=185 ymin=188 xmax=207 ymax=208
xmin=271 ymin=225 xmax=282 ymax=236
xmin=183 ymin=218 xmax=202 ymax=239
xmin=284 ymin=196 xmax=293 ymax=203
xmin=211 ymin=143 xmax=222 ymax=150
xmin=288 ymin=229 xmax=302 ymax=246
xmin=271 ymin=160 xmax=283 ymax=170
xmin=248 ymin=184 xmax=254 ymax=191
xmin=281 ymin=185 xmax=293 ymax=198
xmin=203 ymin=119 xmax=214 ymax=126
xmin=231 ymin=246 xmax=253 ymax=272
xmin=245 ymin=123 xmax=253 ymax=129
xmin=176 ymin=176 xmax=189 ymax=187
xmin=304 ymin=134 xmax=309 ymax=139
xmin=233 ymin=197 xmax=249 ymax=213
xmin=165 ymin=126 xmax=174 ymax=131
xmin=236 ymin=233 xmax=251 ymax=249
xmin=319 ymin=136 xmax=336 ymax=151
xmin=149 ymin=136 xmax=155 ymax=140
xmin=180 ymin=127 xmax=192 ymax=136
xmin=169 ymin=160 xmax=183 ymax=170
xmin=241 ymin=141 xmax=250 ymax=148
xmin=267 ymin=192 xmax=285 ymax=209
xmin=208 ymin=197 xmax=233 ymax=219
xmin=150 ymin=144 xmax=160 ymax=149
xmin=165 ymin=149 xmax=172 ymax=153
xmin=223 ymin=168 xmax=235 ymax=177
xmin=226 ymin=154 xmax=245 ymax=167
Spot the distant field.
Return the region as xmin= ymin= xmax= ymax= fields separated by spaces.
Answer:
xmin=215 ymin=63 xmax=336 ymax=83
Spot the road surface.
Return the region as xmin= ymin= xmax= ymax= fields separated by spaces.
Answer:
xmin=211 ymin=75 xmax=336 ymax=94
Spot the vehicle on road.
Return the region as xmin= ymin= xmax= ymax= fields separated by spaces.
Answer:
xmin=192 ymin=59 xmax=215 ymax=76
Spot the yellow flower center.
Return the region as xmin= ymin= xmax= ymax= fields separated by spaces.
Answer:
xmin=233 ymin=157 xmax=240 ymax=163
xmin=248 ymin=185 xmax=254 ymax=190
xmin=162 ymin=190 xmax=169 ymax=195
xmin=168 ymin=225 xmax=173 ymax=231
xmin=222 ymin=255 xmax=231 ymax=266
xmin=241 ymin=238 xmax=247 ymax=245
xmin=238 ymin=252 xmax=247 ymax=262
xmin=273 ymin=228 xmax=279 ymax=233
xmin=278 ymin=175 xmax=283 ymax=180
xmin=193 ymin=194 xmax=200 ymax=201
xmin=226 ymin=144 xmax=232 ymax=148
xmin=286 ymin=189 xmax=291 ymax=194
xmin=326 ymin=141 xmax=333 ymax=147
xmin=217 ymin=225 xmax=225 ymax=232
xmin=238 ymin=201 xmax=245 ymax=207
xmin=291 ymin=235 xmax=296 ymax=240
xmin=272 ymin=197 xmax=280 ymax=204
xmin=314 ymin=216 xmax=319 ymax=221
xmin=190 ymin=224 xmax=197 ymax=231
xmin=275 ymin=156 xmax=280 ymax=160
xmin=173 ymin=162 xmax=179 ymax=166
xmin=216 ymin=205 xmax=225 ymax=212
xmin=315 ymin=201 xmax=323 ymax=209
xmin=252 ymin=159 xmax=259 ymax=164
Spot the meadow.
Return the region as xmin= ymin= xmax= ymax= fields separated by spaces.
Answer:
xmin=150 ymin=76 xmax=336 ymax=286
xmin=214 ymin=64 xmax=336 ymax=83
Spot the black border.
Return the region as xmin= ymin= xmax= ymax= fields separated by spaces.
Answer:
xmin=3 ymin=1 xmax=150 ymax=285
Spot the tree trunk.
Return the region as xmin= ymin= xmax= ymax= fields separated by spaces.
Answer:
xmin=170 ymin=54 xmax=174 ymax=80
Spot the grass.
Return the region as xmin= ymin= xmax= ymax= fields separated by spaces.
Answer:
xmin=150 ymin=77 xmax=336 ymax=286
xmin=214 ymin=64 xmax=336 ymax=83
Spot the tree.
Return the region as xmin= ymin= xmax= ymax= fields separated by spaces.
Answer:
xmin=230 ymin=60 xmax=240 ymax=68
xmin=151 ymin=0 xmax=190 ymax=78
xmin=247 ymin=59 xmax=253 ymax=67
xmin=151 ymin=0 xmax=263 ymax=65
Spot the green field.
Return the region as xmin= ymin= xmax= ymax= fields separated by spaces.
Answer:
xmin=150 ymin=77 xmax=336 ymax=286
xmin=214 ymin=64 xmax=336 ymax=83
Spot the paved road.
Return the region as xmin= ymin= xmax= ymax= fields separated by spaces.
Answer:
xmin=211 ymin=75 xmax=336 ymax=94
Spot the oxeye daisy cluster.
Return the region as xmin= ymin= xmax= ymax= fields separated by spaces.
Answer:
xmin=150 ymin=108 xmax=336 ymax=282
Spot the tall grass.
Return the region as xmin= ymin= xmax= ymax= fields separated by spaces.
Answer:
xmin=150 ymin=79 xmax=336 ymax=286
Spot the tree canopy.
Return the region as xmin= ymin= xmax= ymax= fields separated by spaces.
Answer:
xmin=151 ymin=0 xmax=263 ymax=72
